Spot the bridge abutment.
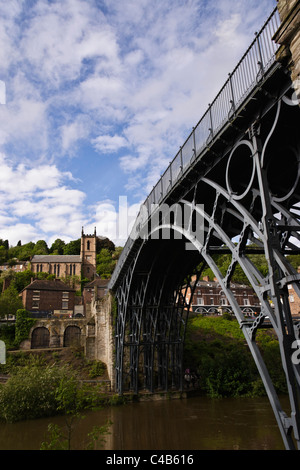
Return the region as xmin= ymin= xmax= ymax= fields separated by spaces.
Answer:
xmin=275 ymin=0 xmax=300 ymax=97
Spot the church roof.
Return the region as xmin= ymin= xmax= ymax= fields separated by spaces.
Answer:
xmin=31 ymin=254 xmax=81 ymax=263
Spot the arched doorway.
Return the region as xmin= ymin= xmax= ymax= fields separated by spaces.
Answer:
xmin=31 ymin=327 xmax=50 ymax=349
xmin=64 ymin=325 xmax=81 ymax=347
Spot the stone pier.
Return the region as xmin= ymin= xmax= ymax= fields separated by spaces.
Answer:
xmin=274 ymin=0 xmax=300 ymax=97
xmin=90 ymin=294 xmax=115 ymax=390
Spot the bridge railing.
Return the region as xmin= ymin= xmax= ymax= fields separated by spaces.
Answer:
xmin=109 ymin=7 xmax=280 ymax=288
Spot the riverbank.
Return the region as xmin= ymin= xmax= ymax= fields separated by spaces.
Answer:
xmin=0 ymin=314 xmax=285 ymax=424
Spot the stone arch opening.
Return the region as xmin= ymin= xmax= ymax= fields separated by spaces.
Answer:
xmin=31 ymin=327 xmax=50 ymax=349
xmin=63 ymin=325 xmax=81 ymax=348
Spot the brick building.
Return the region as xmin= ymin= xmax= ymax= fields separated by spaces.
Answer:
xmin=30 ymin=228 xmax=97 ymax=282
xmin=20 ymin=279 xmax=76 ymax=317
xmin=287 ymin=268 xmax=300 ymax=316
xmin=186 ymin=276 xmax=260 ymax=315
xmin=0 ymin=260 xmax=29 ymax=273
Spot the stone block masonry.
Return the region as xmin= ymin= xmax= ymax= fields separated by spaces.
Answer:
xmin=274 ymin=0 xmax=300 ymax=97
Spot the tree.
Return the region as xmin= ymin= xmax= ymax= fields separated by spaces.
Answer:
xmin=96 ymin=249 xmax=116 ymax=278
xmin=96 ymin=237 xmax=115 ymax=253
xmin=64 ymin=239 xmax=81 ymax=255
xmin=0 ymin=246 xmax=7 ymax=264
xmin=33 ymin=240 xmax=49 ymax=255
xmin=50 ymin=239 xmax=66 ymax=255
xmin=11 ymin=270 xmax=34 ymax=292
xmin=0 ymin=285 xmax=23 ymax=319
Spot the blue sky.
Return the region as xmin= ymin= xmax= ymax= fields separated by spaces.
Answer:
xmin=0 ymin=0 xmax=277 ymax=247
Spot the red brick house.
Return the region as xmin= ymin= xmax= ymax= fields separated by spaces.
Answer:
xmin=185 ymin=276 xmax=260 ymax=315
xmin=20 ymin=279 xmax=76 ymax=317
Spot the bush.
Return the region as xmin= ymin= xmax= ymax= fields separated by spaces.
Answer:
xmin=0 ymin=365 xmax=71 ymax=422
xmin=0 ymin=323 xmax=15 ymax=349
xmin=88 ymin=360 xmax=106 ymax=378
xmin=14 ymin=309 xmax=36 ymax=347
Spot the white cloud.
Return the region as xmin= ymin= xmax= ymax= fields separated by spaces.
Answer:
xmin=92 ymin=134 xmax=128 ymax=154
xmin=0 ymin=0 xmax=277 ymax=246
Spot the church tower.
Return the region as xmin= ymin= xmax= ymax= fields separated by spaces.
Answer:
xmin=80 ymin=227 xmax=97 ymax=280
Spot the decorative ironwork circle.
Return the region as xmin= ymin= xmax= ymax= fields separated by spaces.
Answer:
xmin=225 ymin=140 xmax=256 ymax=200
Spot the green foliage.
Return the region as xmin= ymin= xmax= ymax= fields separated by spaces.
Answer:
xmin=96 ymin=248 xmax=116 ymax=278
xmin=184 ymin=315 xmax=287 ymax=398
xmin=50 ymin=238 xmax=66 ymax=255
xmin=0 ymin=323 xmax=15 ymax=350
xmin=88 ymin=360 xmax=106 ymax=378
xmin=33 ymin=240 xmax=49 ymax=255
xmin=14 ymin=309 xmax=36 ymax=346
xmin=0 ymin=285 xmax=23 ymax=319
xmin=10 ymin=270 xmax=34 ymax=292
xmin=63 ymin=239 xmax=81 ymax=255
xmin=199 ymin=245 xmax=270 ymax=285
xmin=0 ymin=364 xmax=71 ymax=422
xmin=40 ymin=419 xmax=111 ymax=450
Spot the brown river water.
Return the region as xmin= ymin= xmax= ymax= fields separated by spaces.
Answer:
xmin=0 ymin=395 xmax=288 ymax=451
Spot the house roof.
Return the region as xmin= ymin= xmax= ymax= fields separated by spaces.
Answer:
xmin=84 ymin=278 xmax=110 ymax=288
xmin=31 ymin=255 xmax=81 ymax=263
xmin=21 ymin=279 xmax=75 ymax=292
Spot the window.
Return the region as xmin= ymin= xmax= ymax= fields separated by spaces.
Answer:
xmin=62 ymin=292 xmax=69 ymax=299
xmin=243 ymin=299 xmax=250 ymax=306
xmin=197 ymin=298 xmax=204 ymax=305
xmin=221 ymin=298 xmax=228 ymax=306
xmin=32 ymin=290 xmax=40 ymax=309
xmin=87 ymin=241 xmax=90 ymax=250
xmin=210 ymin=298 xmax=214 ymax=305
xmin=62 ymin=300 xmax=68 ymax=309
xmin=290 ymin=295 xmax=295 ymax=303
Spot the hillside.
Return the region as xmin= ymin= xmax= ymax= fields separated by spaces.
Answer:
xmin=183 ymin=314 xmax=286 ymax=398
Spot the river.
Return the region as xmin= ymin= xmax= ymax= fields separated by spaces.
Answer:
xmin=0 ymin=395 xmax=288 ymax=451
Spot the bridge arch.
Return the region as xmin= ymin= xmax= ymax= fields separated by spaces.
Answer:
xmin=111 ymin=80 xmax=300 ymax=449
xmin=109 ymin=8 xmax=300 ymax=447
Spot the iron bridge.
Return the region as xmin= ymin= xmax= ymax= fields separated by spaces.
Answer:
xmin=109 ymin=8 xmax=300 ymax=450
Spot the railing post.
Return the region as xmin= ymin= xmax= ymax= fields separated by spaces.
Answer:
xmin=255 ymin=31 xmax=265 ymax=78
xmin=192 ymin=127 xmax=196 ymax=160
xmin=228 ymin=73 xmax=236 ymax=115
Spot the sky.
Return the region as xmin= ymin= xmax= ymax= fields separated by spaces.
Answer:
xmin=0 ymin=0 xmax=277 ymax=248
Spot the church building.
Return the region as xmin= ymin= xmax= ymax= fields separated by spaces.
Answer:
xmin=30 ymin=228 xmax=97 ymax=281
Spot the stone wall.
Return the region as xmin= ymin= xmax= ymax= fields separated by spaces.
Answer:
xmin=274 ymin=0 xmax=300 ymax=97
xmin=92 ymin=294 xmax=115 ymax=389
xmin=21 ymin=318 xmax=87 ymax=349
